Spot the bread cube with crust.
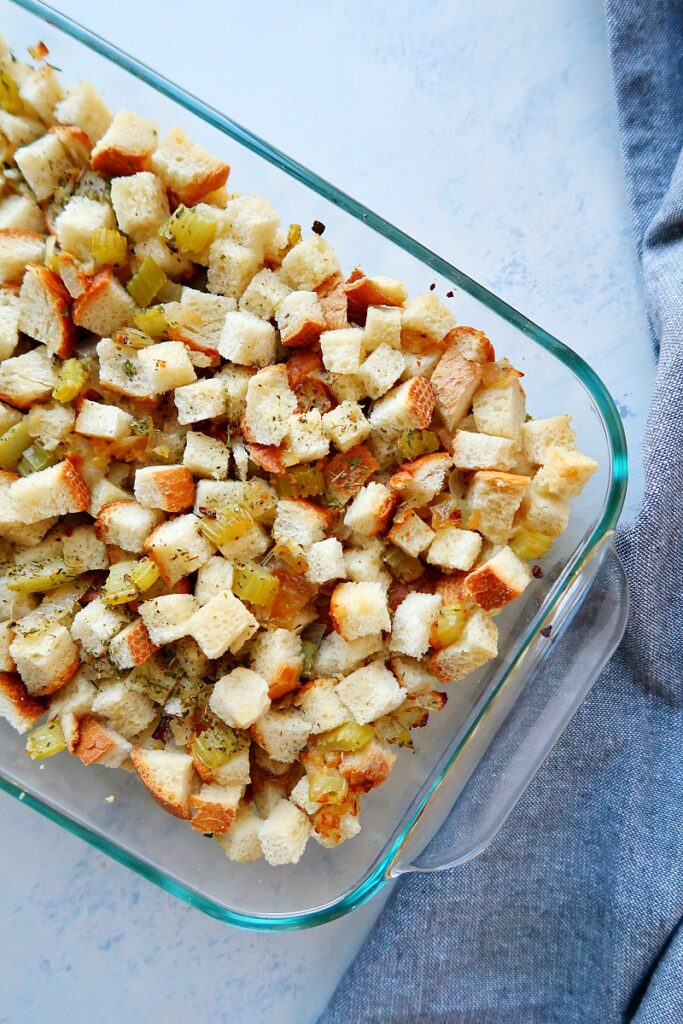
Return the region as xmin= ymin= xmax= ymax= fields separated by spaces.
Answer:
xmin=286 ymin=409 xmax=329 ymax=463
xmin=218 ymin=803 xmax=263 ymax=862
xmin=446 ymin=326 xmax=496 ymax=364
xmin=151 ymin=126 xmax=229 ymax=205
xmin=466 ymin=470 xmax=530 ymax=545
xmin=177 ymin=287 xmax=236 ymax=353
xmin=73 ymin=270 xmax=137 ymax=338
xmin=464 ymin=545 xmax=531 ymax=612
xmin=369 ymin=377 xmax=435 ymax=436
xmin=54 ymin=81 xmax=112 ymax=142
xmin=243 ymin=364 xmax=297 ymax=446
xmin=427 ymin=526 xmax=483 ymax=572
xmin=75 ymin=400 xmax=133 ymax=441
xmin=451 ymin=430 xmax=519 ymax=472
xmin=18 ymin=264 xmax=74 ymax=358
xmin=390 ymin=592 xmax=441 ymax=658
xmin=322 ymin=400 xmax=371 ymax=452
xmin=130 ymin=746 xmax=195 ymax=819
xmin=516 ymin=481 xmax=571 ymax=537
xmin=109 ymin=619 xmax=158 ymax=670
xmin=250 ymin=628 xmax=304 ymax=700
xmin=343 ymin=481 xmax=397 ymax=538
xmin=0 ymin=108 xmax=43 ymax=148
xmin=194 ymin=556 xmax=234 ymax=605
xmin=88 ymin=476 xmax=130 ymax=517
xmin=14 ymin=133 xmax=73 ymax=201
xmin=315 ymin=271 xmax=347 ymax=328
xmin=138 ymin=341 xmax=196 ymax=394
xmin=429 ymin=607 xmax=498 ymax=683
xmin=320 ymin=326 xmax=364 ymax=374
xmin=273 ymin=498 xmax=329 ymax=549
xmin=0 ymin=194 xmax=44 ymax=233
xmin=359 ymin=343 xmax=406 ymax=399
xmin=110 ymin=171 xmax=169 ymax=240
xmin=9 ymin=459 xmax=88 ymax=524
xmin=520 ymin=415 xmax=575 ymax=465
xmin=281 ymin=236 xmax=341 ymax=291
xmin=70 ymin=597 xmax=129 ymax=657
xmin=183 ymin=431 xmax=229 ymax=481
xmin=306 ymin=537 xmax=347 ymax=585
xmin=430 ymin=347 xmax=482 ymax=431
xmin=96 ymin=338 xmax=153 ymax=401
xmin=73 ymin=715 xmax=131 ymax=768
xmin=294 ymin=676 xmax=352 ymax=734
xmin=0 ymin=230 xmax=44 ymax=288
xmin=207 ymin=237 xmax=260 ymax=299
xmin=276 ymin=289 xmax=327 ymax=348
xmin=95 ymin=500 xmax=164 ymax=553
xmin=0 ymin=302 xmax=19 ymax=360
xmin=313 ymin=631 xmax=384 ymax=677
xmin=325 ymin=372 xmax=366 ymax=404
xmin=364 ymin=305 xmax=402 ymax=351
xmin=473 ymin=381 xmax=526 ymax=441
xmin=0 ymin=672 xmax=46 ymax=734
xmin=55 ymin=197 xmax=115 ymax=262
xmin=135 ymin=465 xmax=195 ymax=513
xmin=23 ymin=402 xmax=74 ymax=453
xmin=239 ymin=267 xmax=291 ymax=319
xmin=222 ymin=194 xmax=279 ymax=256
xmin=345 ymin=272 xmax=407 ymax=315
xmin=145 ymin=514 xmax=215 ymax=585
xmin=330 ymin=581 xmax=390 ymax=641
xmin=533 ymin=446 xmax=598 ymax=498
xmin=289 ymin=776 xmax=322 ymax=816
xmin=174 ymin=378 xmax=228 ymax=425
xmin=18 ymin=62 xmax=63 ymax=123
xmin=218 ymin=310 xmax=277 ymax=367
xmin=215 ymin=364 xmax=253 ymax=424
xmin=251 ymin=707 xmax=311 ymax=763
xmin=336 ymin=660 xmax=405 ymax=725
xmin=62 ymin=525 xmax=108 ymax=573
xmin=0 ymin=622 xmax=15 ymax=672
xmin=188 ymin=590 xmax=258 ymax=659
xmin=258 ymin=798 xmax=313 ymax=866
xmin=387 ymin=507 xmax=435 ymax=558
xmin=0 ymin=400 xmax=20 ymax=435
xmin=210 ymin=667 xmax=271 ymax=729
xmin=10 ymin=624 xmax=79 ymax=696
xmin=91 ymin=681 xmax=157 ymax=740
xmin=190 ymin=782 xmax=244 ymax=834
xmin=401 ymin=293 xmax=456 ymax=349
xmin=340 ymin=738 xmax=397 ymax=791
xmin=91 ymin=109 xmax=158 ymax=176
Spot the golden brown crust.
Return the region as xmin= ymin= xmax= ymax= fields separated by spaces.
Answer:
xmin=27 ymin=653 xmax=81 ymax=698
xmin=315 ymin=272 xmax=348 ymax=329
xmin=150 ymin=465 xmax=195 ymax=513
xmin=49 ymin=125 xmax=93 ymax=165
xmin=25 ymin=264 xmax=75 ymax=358
xmin=267 ymin=664 xmax=301 ymax=701
xmin=122 ymin=620 xmax=158 ymax=667
xmin=168 ymin=160 xmax=230 ymax=207
xmin=73 ymin=714 xmax=116 ymax=765
xmin=430 ymin=347 xmax=482 ymax=431
xmin=340 ymin=743 xmax=396 ymax=791
xmin=443 ymin=326 xmax=496 ymax=363
xmin=0 ymin=671 xmax=46 ymax=727
xmin=344 ymin=274 xmax=406 ymax=309
xmin=72 ymin=269 xmax=117 ymax=330
xmin=388 ymin=452 xmax=451 ymax=493
xmin=130 ymin=746 xmax=193 ymax=819
xmin=464 ymin=565 xmax=518 ymax=611
xmin=247 ymin=441 xmax=286 ymax=475
xmin=281 ymin=316 xmax=326 ymax=349
xmin=62 ymin=457 xmax=91 ymax=513
xmin=189 ymin=795 xmax=237 ymax=833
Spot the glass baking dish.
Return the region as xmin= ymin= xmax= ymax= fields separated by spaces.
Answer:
xmin=0 ymin=0 xmax=629 ymax=931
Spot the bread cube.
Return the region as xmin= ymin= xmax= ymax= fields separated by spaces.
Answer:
xmin=74 ymin=715 xmax=131 ymax=768
xmin=218 ymin=804 xmax=263 ymax=862
xmin=199 ymin=745 xmax=251 ymax=789
xmin=320 ymin=326 xmax=364 ymax=374
xmin=426 ymin=526 xmax=483 ymax=571
xmin=472 ymin=381 xmax=526 ymax=441
xmin=364 ymin=305 xmax=402 ymax=351
xmin=96 ymin=338 xmax=154 ymax=400
xmin=239 ymin=267 xmax=291 ymax=319
xmin=250 ymin=627 xmax=304 ymax=700
xmin=25 ymin=402 xmax=75 ymax=452
xmin=0 ymin=622 xmax=15 ymax=673
xmin=14 ymin=132 xmax=72 ymax=201
xmin=359 ymin=343 xmax=406 ymax=399
xmin=110 ymin=171 xmax=170 ymax=240
xmin=286 ymin=409 xmax=330 ymax=463
xmin=18 ymin=264 xmax=74 ymax=358
xmin=344 ymin=539 xmax=391 ymax=589
xmin=345 ymin=272 xmax=407 ymax=313
xmin=276 ymin=289 xmax=327 ymax=347
xmin=133 ymin=235 xmax=193 ymax=280
xmin=520 ymin=415 xmax=575 ymax=465
xmin=88 ymin=476 xmax=130 ymax=517
xmin=55 ymin=197 xmax=115 ymax=261
xmin=330 ymin=581 xmax=390 ymax=640
xmin=91 ymin=109 xmax=158 ymax=176
xmin=151 ymin=126 xmax=229 ymax=205
xmin=390 ymin=592 xmax=441 ymax=658
xmin=73 ymin=270 xmax=137 ymax=338
xmin=339 ymin=738 xmax=397 ymax=791
xmin=467 ymin=470 xmax=531 ymax=544
xmin=136 ymin=595 xmax=196 ymax=648
xmin=55 ymin=81 xmax=112 ymax=142
xmin=429 ymin=607 xmax=498 ymax=683
xmin=174 ymin=378 xmax=228 ymax=424
xmin=134 ymin=465 xmax=195 ymax=513
xmin=343 ymin=482 xmax=397 ymax=537
xmin=281 ymin=236 xmax=341 ymax=290
xmin=306 ymin=537 xmax=347 ymax=584
xmin=390 ymin=655 xmax=442 ymax=696
xmin=322 ymin=400 xmax=371 ymax=452
xmin=0 ymin=109 xmax=43 ymax=147
xmin=336 ymin=660 xmax=405 ymax=725
xmin=0 ymin=229 xmax=44 ymax=285
xmin=70 ymin=597 xmax=129 ymax=657
xmin=109 ymin=619 xmax=158 ymax=670
xmin=95 ymin=500 xmax=163 ymax=553
xmin=0 ymin=400 xmax=20 ymax=435
xmin=294 ymin=676 xmax=351 ymax=734
xmin=137 ymin=341 xmax=196 ymax=393
xmin=430 ymin=347 xmax=482 ymax=431
xmin=211 ymin=366 xmax=252 ymax=426
xmin=533 ymin=446 xmax=598 ymax=498
xmin=0 ymin=302 xmax=19 ymax=360
xmin=9 ymin=459 xmax=88 ymax=524
xmin=183 ymin=431 xmax=229 ymax=481
xmin=258 ymin=798 xmax=313 ymax=866
xmin=517 ymin=482 xmax=571 ymax=537
xmin=251 ymin=707 xmax=311 ymax=763
xmin=207 ymin=237 xmax=260 ymax=299
xmin=210 ymin=667 xmax=271 ymax=729
xmin=0 ymin=672 xmax=46 ymax=734
xmin=242 ymin=364 xmax=297 ymax=446
xmin=313 ymin=631 xmax=384 ymax=677
xmin=218 ymin=309 xmax=276 ymax=367
xmin=130 ymin=746 xmax=195 ymax=819
xmin=75 ymin=400 xmax=133 ymax=441
xmin=62 ymin=525 xmax=108 ymax=574
xmin=222 ymin=194 xmax=279 ymax=256
xmin=273 ymin=497 xmax=329 ymax=549
xmin=452 ymin=430 xmax=519 ymax=472
xmin=175 ymin=287 xmax=236 ymax=352
xmin=188 ymin=590 xmax=258 ymax=658
xmin=188 ymin=557 xmax=232 ymax=606
xmin=464 ymin=545 xmax=531 ymax=612
xmin=91 ymin=681 xmax=157 ymax=740
xmin=289 ymin=776 xmax=322 ymax=816
xmin=389 ymin=453 xmax=451 ymax=505
xmin=313 ymin=809 xmax=362 ymax=848
xmin=387 ymin=508 xmax=435 ymax=557
xmin=145 ymin=514 xmax=215 ymax=584
xmin=401 ymin=293 xmax=455 ymax=350
xmin=315 ymin=271 xmax=347 ymax=328
xmin=216 ymin=520 xmax=270 ymax=563
xmin=325 ymin=372 xmax=366 ymax=404
xmin=10 ymin=624 xmax=80 ymax=696
xmin=369 ymin=377 xmax=435 ymax=436
xmin=188 ymin=782 xmax=244 ymax=834
xmin=0 ymin=194 xmax=44 ymax=233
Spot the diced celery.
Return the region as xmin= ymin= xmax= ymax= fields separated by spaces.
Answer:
xmin=18 ymin=443 xmax=56 ymax=477
xmin=273 ymin=537 xmax=308 ymax=573
xmin=159 ymin=204 xmax=217 ymax=256
xmin=275 ymin=464 xmax=325 ymax=498
xmin=286 ymin=223 xmax=302 ymax=250
xmin=52 ymin=358 xmax=86 ymax=403
xmin=191 ymin=722 xmax=244 ymax=771
xmin=383 ymin=544 xmax=424 ymax=583
xmin=0 ymin=419 xmax=31 ymax=470
xmin=242 ymin=480 xmax=278 ymax=523
xmin=510 ymin=527 xmax=554 ymax=561
xmin=127 ymin=558 xmax=160 ymax=593
xmin=398 ymin=429 xmax=440 ymax=461
xmin=127 ymin=256 xmax=167 ymax=307
xmin=26 ymin=720 xmax=66 ymax=760
xmin=92 ymin=227 xmax=128 ymax=266
xmin=121 ymin=327 xmax=155 ymax=349
xmin=430 ymin=495 xmax=463 ymax=531
xmin=0 ymin=71 xmax=22 ymax=114
xmin=133 ymin=305 xmax=168 ymax=337
xmin=102 ymin=561 xmax=139 ymax=605
xmin=316 ymin=722 xmax=374 ymax=753
xmin=301 ymin=639 xmax=318 ymax=679
xmin=306 ymin=763 xmax=349 ymax=805
xmin=374 ymin=715 xmax=414 ymax=748
xmin=199 ymin=503 xmax=253 ymax=546
xmin=430 ymin=604 xmax=467 ymax=649
xmin=8 ymin=559 xmax=76 ymax=593
xmin=233 ymin=562 xmax=279 ymax=606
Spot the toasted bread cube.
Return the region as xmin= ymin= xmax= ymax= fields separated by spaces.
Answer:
xmin=55 ymin=196 xmax=115 ymax=261
xmin=330 ymin=581 xmax=390 ymax=641
xmin=109 ymin=171 xmax=169 ymax=240
xmin=239 ymin=267 xmax=291 ymax=319
xmin=464 ymin=546 xmax=531 ymax=612
xmin=359 ymin=343 xmax=406 ymax=399
xmin=387 ymin=508 xmax=435 ymax=557
xmin=0 ymin=302 xmax=19 ymax=360
xmin=364 ymin=305 xmax=402 ymax=351
xmin=446 ymin=326 xmax=496 ymax=364
xmin=0 ymin=108 xmax=43 ymax=146
xmin=276 ymin=289 xmax=326 ymax=347
xmin=174 ymin=378 xmax=228 ymax=425
xmin=145 ymin=514 xmax=215 ymax=585
xmin=429 ymin=607 xmax=498 ymax=683
xmin=467 ymin=470 xmax=530 ymax=544
xmin=251 ymin=707 xmax=311 ymax=763
xmin=325 ymin=372 xmax=366 ymax=404
xmin=285 ymin=409 xmax=330 ymax=463
xmin=0 ymin=672 xmax=46 ymax=734
xmin=273 ymin=498 xmax=329 ymax=549
xmin=194 ymin=556 xmax=234 ymax=605
xmin=218 ymin=309 xmax=276 ymax=368
xmin=151 ymin=126 xmax=229 ymax=205
xmin=345 ymin=272 xmax=407 ymax=312
xmin=133 ymin=235 xmax=193 ymax=280
xmin=320 ymin=326 xmax=364 ymax=375
xmin=222 ymin=194 xmax=279 ymax=256
xmin=62 ymin=525 xmax=108 ymax=573
xmin=130 ymin=746 xmax=195 ymax=819
xmin=313 ymin=809 xmax=362 ymax=848
xmin=520 ymin=415 xmax=575 ymax=465
xmin=74 ymin=715 xmax=131 ymax=767
xmin=207 ymin=237 xmax=260 ymax=299
xmin=0 ymin=194 xmax=44 ymax=233
xmin=390 ymin=655 xmax=442 ymax=696
xmin=88 ymin=476 xmax=131 ymax=517
xmin=73 ymin=270 xmax=137 ymax=337
xmin=430 ymin=347 xmax=482 ymax=431
xmin=91 ymin=109 xmax=158 ymax=176
xmin=190 ymin=782 xmax=244 ymax=834
xmin=55 ymin=81 xmax=112 ymax=142
xmin=109 ymin=619 xmax=157 ymax=670
xmin=250 ymin=628 xmax=304 ymax=700
xmin=25 ymin=402 xmax=75 ymax=451
xmin=472 ymin=381 xmax=526 ymax=441
xmin=451 ymin=430 xmax=519 ymax=472
xmin=339 ymin=739 xmax=396 ymax=794
xmin=390 ymin=592 xmax=441 ymax=658
xmin=218 ymin=804 xmax=263 ymax=862
xmin=91 ymin=681 xmax=157 ymax=740
xmin=14 ymin=132 xmax=72 ymax=201
xmin=134 ymin=465 xmax=195 ymax=513
xmin=188 ymin=590 xmax=258 ymax=659
xmin=315 ymin=271 xmax=347 ymax=328
xmin=9 ymin=624 xmax=79 ymax=696
xmin=344 ymin=539 xmax=391 ymax=589
xmin=306 ymin=537 xmax=347 ymax=585
xmin=183 ymin=431 xmax=229 ymax=481
xmin=0 ymin=400 xmax=21 ymax=434
xmin=96 ymin=500 xmax=164 ymax=553
xmin=177 ymin=287 xmax=236 ymax=351
xmin=0 ymin=229 xmax=45 ymax=285
xmin=0 ymin=622 xmax=15 ymax=673
xmin=322 ymin=399 xmax=371 ymax=452
xmin=517 ymin=481 xmax=571 ymax=537
xmin=369 ymin=377 xmax=435 ymax=436
xmin=281 ymin=236 xmax=341 ymax=291
xmin=243 ymin=363 xmax=297 ymax=445
xmin=336 ymin=659 xmax=405 ymax=725
xmin=71 ymin=597 xmax=129 ymax=657
xmin=258 ymin=798 xmax=313 ymax=866
xmin=96 ymin=338 xmax=154 ymax=400
xmin=343 ymin=482 xmax=397 ymax=538
xmin=75 ymin=400 xmax=133 ymax=441
xmin=289 ymin=776 xmax=322 ymax=816
xmin=401 ymin=293 xmax=455 ymax=349
xmin=198 ymin=745 xmax=251 ymax=789
xmin=427 ymin=526 xmax=483 ymax=571
xmin=9 ymin=459 xmax=88 ymax=524
xmin=138 ymin=594 xmax=197 ymax=646
xmin=313 ymin=631 xmax=384 ymax=677
xmin=137 ymin=340 xmax=196 ymax=393
xmin=18 ymin=264 xmax=73 ymax=358
xmin=210 ymin=667 xmax=271 ymax=730
xmin=215 ymin=364 xmax=253 ymax=424
xmin=216 ymin=521 xmax=270 ymax=563
xmin=297 ymin=676 xmax=353 ymax=738
xmin=533 ymin=446 xmax=598 ymax=498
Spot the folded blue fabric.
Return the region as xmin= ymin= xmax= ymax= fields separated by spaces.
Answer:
xmin=320 ymin=3 xmax=683 ymax=1021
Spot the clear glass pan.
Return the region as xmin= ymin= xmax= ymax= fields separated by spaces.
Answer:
xmin=0 ymin=0 xmax=628 ymax=930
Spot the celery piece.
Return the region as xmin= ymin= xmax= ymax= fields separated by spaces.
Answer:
xmin=510 ymin=527 xmax=554 ymax=561
xmin=316 ymin=722 xmax=374 ymax=753
xmin=273 ymin=537 xmax=308 ymax=573
xmin=52 ymin=358 xmax=86 ymax=403
xmin=92 ymin=227 xmax=127 ymax=266
xmin=127 ymin=256 xmax=167 ymax=307
xmin=18 ymin=443 xmax=56 ymax=477
xmin=199 ymin=503 xmax=253 ymax=546
xmin=134 ymin=305 xmax=168 ymax=337
xmin=430 ymin=605 xmax=467 ymax=649
xmin=382 ymin=544 xmax=424 ymax=583
xmin=233 ymin=562 xmax=279 ymax=607
xmin=159 ymin=204 xmax=217 ymax=256
xmin=286 ymin=223 xmax=302 ymax=251
xmin=0 ymin=419 xmax=31 ymax=470
xmin=8 ymin=559 xmax=76 ymax=593
xmin=192 ymin=722 xmax=244 ymax=771
xmin=0 ymin=71 xmax=22 ymax=114
xmin=398 ymin=429 xmax=439 ymax=461
xmin=102 ymin=561 xmax=139 ymax=605
xmin=306 ymin=763 xmax=349 ymax=805
xmin=275 ymin=465 xmax=325 ymax=499
xmin=127 ymin=558 xmax=160 ymax=593
xmin=374 ymin=715 xmax=414 ymax=749
xmin=26 ymin=720 xmax=66 ymax=760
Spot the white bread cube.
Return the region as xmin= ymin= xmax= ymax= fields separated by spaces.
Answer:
xmin=258 ymin=798 xmax=313 ymax=866
xmin=145 ymin=514 xmax=214 ymax=584
xmin=0 ymin=673 xmax=45 ymax=734
xmin=91 ymin=681 xmax=157 ymax=740
xmin=130 ymin=746 xmax=195 ymax=819
xmin=0 ymin=229 xmax=45 ymax=285
xmin=521 ymin=415 xmax=575 ymax=465
xmin=109 ymin=619 xmax=158 ymax=670
xmin=138 ymin=341 xmax=196 ymax=393
xmin=426 ymin=526 xmax=483 ymax=571
xmin=95 ymin=500 xmax=163 ymax=553
xmin=55 ymin=197 xmax=115 ymax=261
xmin=390 ymin=655 xmax=442 ymax=696
xmin=183 ymin=431 xmax=229 ymax=481
xmin=0 ymin=401 xmax=21 ymax=434
xmin=401 ymin=293 xmax=455 ymax=348
xmin=295 ymin=676 xmax=352 ymax=734
xmin=207 ymin=237 xmax=260 ymax=299
xmin=91 ymin=109 xmax=158 ymax=175
xmin=88 ymin=476 xmax=130 ymax=517
xmin=218 ymin=804 xmax=263 ymax=862
xmin=194 ymin=557 xmax=234 ymax=605
xmin=239 ymin=267 xmax=291 ymax=319
xmin=0 ymin=194 xmax=44 ymax=233
xmin=325 ymin=372 xmax=366 ymax=404
xmin=222 ymin=194 xmax=279 ymax=256
xmin=243 ymin=363 xmax=297 ymax=445
xmin=18 ymin=64 xmax=63 ymax=123
xmin=429 ymin=607 xmax=498 ymax=683
xmin=306 ymin=537 xmax=347 ymax=584
xmin=0 ymin=109 xmax=43 ymax=146
xmin=63 ymin=525 xmax=108 ymax=573
xmin=206 ymin=746 xmax=251 ymax=788
xmin=276 ymin=289 xmax=326 ymax=347
xmin=218 ymin=309 xmax=276 ymax=367
xmin=364 ymin=305 xmax=402 ymax=351
xmin=517 ymin=482 xmax=571 ymax=537
xmin=344 ymin=540 xmax=391 ymax=589
xmin=359 ymin=343 xmax=405 ymax=399
xmin=0 ymin=303 xmax=19 ymax=359
xmin=137 ymin=594 xmax=198 ymax=646
xmin=18 ymin=264 xmax=73 ymax=358
xmin=250 ymin=628 xmax=304 ymax=700
xmin=281 ymin=236 xmax=341 ymax=290
xmin=215 ymin=521 xmax=269 ymax=563
xmin=446 ymin=326 xmax=496 ymax=363
xmin=390 ymin=592 xmax=441 ymax=658
xmin=330 ymin=581 xmax=390 ymax=641
xmin=10 ymin=624 xmax=79 ymax=696
xmin=452 ymin=430 xmax=519 ymax=472
xmin=273 ymin=498 xmax=329 ymax=549
xmin=189 ymin=782 xmax=244 ymax=834
xmin=14 ymin=133 xmax=72 ymax=201
xmin=464 ymin=545 xmax=531 ymax=612
xmin=177 ymin=287 xmax=236 ymax=350
xmin=133 ymin=235 xmax=193 ymax=280
xmin=134 ymin=465 xmax=195 ymax=513
xmin=188 ymin=590 xmax=258 ymax=658
xmin=286 ymin=409 xmax=329 ymax=463
xmin=71 ymin=598 xmax=129 ymax=657
xmin=215 ymin=363 xmax=253 ymax=424
xmin=466 ymin=470 xmax=530 ymax=545
xmin=96 ymin=338 xmax=153 ymax=400
xmin=210 ymin=667 xmax=271 ymax=730
xmin=345 ymin=273 xmax=407 ymax=310
xmin=313 ymin=631 xmax=384 ymax=677
xmin=10 ymin=459 xmax=88 ymax=524
xmin=55 ymin=81 xmax=112 ymax=142
xmin=320 ymin=327 xmax=364 ymax=374
xmin=73 ymin=716 xmax=131 ymax=767
xmin=430 ymin=346 xmax=482 ymax=431
xmin=472 ymin=381 xmax=526 ymax=441
xmin=75 ymin=400 xmax=133 ymax=441
xmin=336 ymin=659 xmax=405 ymax=725
xmin=25 ymin=402 xmax=75 ymax=451
xmin=313 ymin=811 xmax=362 ymax=849
xmin=369 ymin=377 xmax=435 ymax=435
xmin=110 ymin=171 xmax=170 ymax=240
xmin=387 ymin=508 xmax=435 ymax=557
xmin=73 ymin=270 xmax=137 ymax=338
xmin=174 ymin=378 xmax=228 ymax=424
xmin=533 ymin=446 xmax=598 ymax=498
xmin=150 ymin=126 xmax=229 ymax=205
xmin=251 ymin=707 xmax=311 ymax=763
xmin=322 ymin=400 xmax=370 ymax=452
xmin=339 ymin=737 xmax=397 ymax=791
xmin=343 ymin=481 xmax=396 ymax=537
xmin=289 ymin=776 xmax=322 ymax=816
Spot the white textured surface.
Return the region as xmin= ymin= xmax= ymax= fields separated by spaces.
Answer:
xmin=0 ymin=1 xmax=654 ymax=1022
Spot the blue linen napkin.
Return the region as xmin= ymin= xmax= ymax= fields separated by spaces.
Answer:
xmin=320 ymin=3 xmax=683 ymax=1021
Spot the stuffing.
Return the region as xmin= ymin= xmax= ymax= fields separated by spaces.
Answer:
xmin=54 ymin=81 xmax=112 ymax=142
xmin=359 ymin=343 xmax=406 ymax=399
xmin=75 ymin=400 xmax=133 ymax=441
xmin=429 ymin=607 xmax=499 ymax=683
xmin=209 ymin=667 xmax=271 ymax=729
xmin=273 ymin=498 xmax=329 ymax=549
xmin=218 ymin=309 xmax=277 ymax=368
xmin=0 ymin=400 xmax=21 ymax=434
xmin=150 ymin=125 xmax=229 ymax=205
xmin=91 ymin=109 xmax=158 ymax=176
xmin=401 ymin=293 xmax=456 ymax=350
xmin=294 ymin=676 xmax=352 ymax=733
xmin=218 ymin=804 xmax=263 ymax=862
xmin=91 ymin=681 xmax=157 ymax=740
xmin=194 ymin=556 xmax=234 ymax=605
xmin=281 ymin=235 xmax=341 ymax=291
xmin=251 ymin=707 xmax=311 ymax=763
xmin=73 ymin=716 xmax=131 ymax=768
xmin=313 ymin=809 xmax=362 ymax=848
xmin=336 ymin=660 xmax=405 ymax=725
xmin=207 ymin=237 xmax=260 ymax=299
xmin=110 ymin=171 xmax=170 ymax=240
xmin=464 ymin=545 xmax=532 ymax=612
xmin=369 ymin=377 xmax=435 ymax=435
xmin=18 ymin=264 xmax=74 ymax=357
xmin=345 ymin=273 xmax=407 ymax=313
xmin=109 ymin=618 xmax=158 ymax=670
xmin=239 ymin=267 xmax=291 ymax=320
xmin=466 ymin=470 xmax=530 ymax=544
xmin=188 ymin=590 xmax=258 ymax=659
xmin=306 ymin=537 xmax=347 ymax=584
xmin=339 ymin=738 xmax=397 ymax=790
xmin=144 ymin=514 xmax=215 ymax=585
xmin=533 ymin=446 xmax=598 ymax=498
xmin=0 ymin=672 xmax=46 ymax=734
xmin=520 ymin=415 xmax=576 ymax=465
xmin=9 ymin=459 xmax=88 ymax=524
xmin=134 ymin=235 xmax=193 ymax=280
xmin=276 ymin=289 xmax=326 ymax=347
xmin=343 ymin=481 xmax=397 ymax=538
xmin=183 ymin=431 xmax=229 ymax=480
xmin=258 ymin=798 xmax=313 ymax=866
xmin=364 ymin=305 xmax=402 ymax=351
xmin=0 ymin=109 xmax=43 ymax=147
xmin=0 ymin=622 xmax=15 ymax=672
xmin=130 ymin=746 xmax=196 ymax=819
xmin=9 ymin=624 xmax=79 ymax=696
xmin=289 ymin=776 xmax=322 ymax=816
xmin=322 ymin=400 xmax=371 ymax=452
xmin=190 ymin=782 xmax=243 ymax=834
xmin=243 ymin=364 xmax=297 ymax=445
xmin=426 ymin=526 xmax=483 ymax=571
xmin=0 ymin=194 xmax=44 ymax=233
xmin=250 ymin=628 xmax=304 ymax=700
xmin=55 ymin=196 xmax=115 ymax=261
xmin=95 ymin=500 xmax=163 ymax=553
xmin=174 ymin=378 xmax=229 ymax=424
xmin=73 ymin=269 xmax=137 ymax=337
xmin=286 ymin=409 xmax=330 ymax=463
xmin=472 ymin=380 xmax=526 ymax=441
xmin=387 ymin=508 xmax=435 ymax=557
xmin=134 ymin=465 xmax=196 ymax=513
xmin=313 ymin=631 xmax=384 ymax=677
xmin=215 ymin=520 xmax=269 ymax=563
xmin=70 ymin=597 xmax=129 ymax=657
xmin=330 ymin=581 xmax=390 ymax=641
xmin=390 ymin=592 xmax=441 ymax=658
xmin=138 ymin=594 xmax=198 ymax=645
xmin=451 ymin=430 xmax=519 ymax=472
xmin=430 ymin=346 xmax=482 ymax=431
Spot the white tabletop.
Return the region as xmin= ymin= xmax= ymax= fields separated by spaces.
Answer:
xmin=0 ymin=1 xmax=654 ymax=1021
